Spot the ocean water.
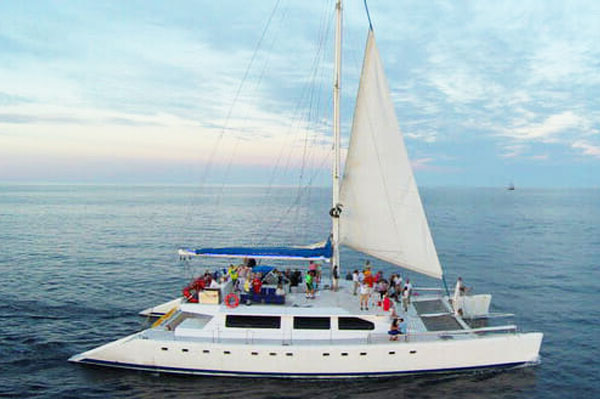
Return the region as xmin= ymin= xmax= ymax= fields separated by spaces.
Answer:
xmin=0 ymin=184 xmax=598 ymax=398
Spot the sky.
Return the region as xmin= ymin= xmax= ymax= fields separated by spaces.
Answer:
xmin=0 ymin=0 xmax=599 ymax=187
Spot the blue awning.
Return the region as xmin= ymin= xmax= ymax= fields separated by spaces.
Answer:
xmin=178 ymin=238 xmax=332 ymax=261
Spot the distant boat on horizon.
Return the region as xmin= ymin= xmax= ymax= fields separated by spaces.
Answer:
xmin=507 ymin=182 xmax=515 ymax=191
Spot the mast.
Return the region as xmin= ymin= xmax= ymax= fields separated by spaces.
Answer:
xmin=331 ymin=0 xmax=342 ymax=278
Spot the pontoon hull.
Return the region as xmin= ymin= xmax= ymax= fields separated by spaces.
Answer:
xmin=69 ymin=331 xmax=542 ymax=378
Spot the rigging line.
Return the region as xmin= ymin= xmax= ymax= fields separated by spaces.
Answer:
xmin=225 ymin=4 xmax=291 ymax=237
xmin=251 ymin=1 xmax=334 ymax=244
xmin=179 ymin=0 xmax=282 ymax=246
xmin=258 ymin=152 xmax=330 ymax=246
xmin=214 ymin=3 xmax=290 ymax=209
xmin=199 ymin=0 xmax=282 ymax=197
xmin=291 ymin=1 xmax=335 ymax=233
xmin=363 ymin=0 xmax=374 ymax=31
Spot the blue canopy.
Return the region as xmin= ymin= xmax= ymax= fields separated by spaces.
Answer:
xmin=178 ymin=238 xmax=332 ymax=261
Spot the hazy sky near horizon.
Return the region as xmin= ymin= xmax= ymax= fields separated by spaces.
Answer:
xmin=1 ymin=0 xmax=599 ymax=187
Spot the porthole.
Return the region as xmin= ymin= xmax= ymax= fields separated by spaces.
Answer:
xmin=203 ymin=350 xmax=210 ymax=354
xmin=161 ymin=347 xmax=168 ymax=351
xmin=251 ymin=352 xmax=259 ymax=356
xmin=341 ymin=353 xmax=348 ymax=356
xmin=388 ymin=351 xmax=395 ymax=355
xmin=360 ymin=352 xmax=367 ymax=356
xmin=182 ymin=349 xmax=189 ymax=353
xmin=286 ymin=353 xmax=293 ymax=357
xmin=410 ymin=350 xmax=417 ymax=354
xmin=224 ymin=351 xmax=231 ymax=355
xmin=269 ymin=352 xmax=277 ymax=356
xmin=322 ymin=353 xmax=330 ymax=357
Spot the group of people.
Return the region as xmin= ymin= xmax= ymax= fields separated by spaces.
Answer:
xmin=351 ymin=262 xmax=414 ymax=313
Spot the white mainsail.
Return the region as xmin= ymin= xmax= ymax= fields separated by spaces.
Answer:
xmin=339 ymin=31 xmax=443 ymax=280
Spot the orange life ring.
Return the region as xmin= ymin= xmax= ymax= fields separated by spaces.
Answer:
xmin=225 ymin=293 xmax=240 ymax=308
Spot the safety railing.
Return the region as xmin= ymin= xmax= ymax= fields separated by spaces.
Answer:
xmin=367 ymin=324 xmax=518 ymax=344
xmin=182 ymin=324 xmax=518 ymax=346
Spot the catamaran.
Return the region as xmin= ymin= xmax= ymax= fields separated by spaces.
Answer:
xmin=69 ymin=1 xmax=542 ymax=378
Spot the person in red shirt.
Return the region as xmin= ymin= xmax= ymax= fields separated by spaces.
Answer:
xmin=364 ymin=272 xmax=374 ymax=288
xmin=382 ymin=293 xmax=393 ymax=312
xmin=252 ymin=276 xmax=262 ymax=294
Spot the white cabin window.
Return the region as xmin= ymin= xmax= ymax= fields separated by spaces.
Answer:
xmin=293 ymin=317 xmax=331 ymax=330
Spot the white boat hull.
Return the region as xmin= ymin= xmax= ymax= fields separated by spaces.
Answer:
xmin=70 ymin=331 xmax=542 ymax=378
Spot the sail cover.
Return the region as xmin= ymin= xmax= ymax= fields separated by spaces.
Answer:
xmin=178 ymin=239 xmax=332 ymax=261
xmin=339 ymin=31 xmax=443 ymax=279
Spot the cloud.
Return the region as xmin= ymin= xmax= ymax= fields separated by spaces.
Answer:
xmin=572 ymin=140 xmax=600 ymax=159
xmin=502 ymin=111 xmax=586 ymax=142
xmin=528 ymin=40 xmax=600 ymax=85
xmin=404 ymin=130 xmax=437 ymax=143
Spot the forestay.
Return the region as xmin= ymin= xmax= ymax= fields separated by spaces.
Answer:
xmin=339 ymin=31 xmax=443 ymax=279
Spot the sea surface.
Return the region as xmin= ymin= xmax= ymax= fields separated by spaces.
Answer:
xmin=0 ymin=185 xmax=598 ymax=398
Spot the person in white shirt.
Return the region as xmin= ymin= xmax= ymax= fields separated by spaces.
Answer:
xmin=402 ymin=279 xmax=412 ymax=308
xmin=275 ymin=284 xmax=285 ymax=296
xmin=402 ymin=286 xmax=410 ymax=312
xmin=352 ymin=270 xmax=360 ymax=296
xmin=453 ymin=277 xmax=468 ymax=315
xmin=359 ymin=282 xmax=370 ymax=311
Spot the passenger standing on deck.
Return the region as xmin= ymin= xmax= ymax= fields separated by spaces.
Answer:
xmin=359 ymin=282 xmax=370 ymax=311
xmin=374 ymin=270 xmax=382 ymax=283
xmin=309 ymin=260 xmax=317 ymax=273
xmin=453 ymin=277 xmax=467 ymax=315
xmin=364 ymin=270 xmax=374 ymax=293
xmin=402 ymin=286 xmax=410 ymax=312
xmin=237 ymin=265 xmax=248 ymax=293
xmin=382 ymin=293 xmax=393 ymax=312
xmin=305 ymin=271 xmax=315 ymax=299
xmin=315 ymin=263 xmax=322 ymax=290
xmin=377 ymin=279 xmax=388 ymax=301
xmin=352 ymin=270 xmax=359 ymax=295
xmin=395 ymin=275 xmax=403 ymax=302
xmin=403 ymin=278 xmax=413 ymax=307
xmin=252 ymin=275 xmax=262 ymax=295
xmin=332 ymin=265 xmax=339 ymax=291
xmin=308 ymin=261 xmax=319 ymax=290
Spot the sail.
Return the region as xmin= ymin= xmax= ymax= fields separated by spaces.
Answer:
xmin=339 ymin=31 xmax=443 ymax=280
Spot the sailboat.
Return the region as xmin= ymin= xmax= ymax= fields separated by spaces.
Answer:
xmin=69 ymin=1 xmax=542 ymax=378
xmin=508 ymin=182 xmax=516 ymax=190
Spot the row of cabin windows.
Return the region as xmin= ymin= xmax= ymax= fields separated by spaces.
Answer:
xmin=162 ymin=348 xmax=413 ymax=356
xmin=224 ymin=315 xmax=374 ymax=330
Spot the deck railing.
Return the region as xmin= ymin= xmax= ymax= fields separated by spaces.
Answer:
xmin=366 ymin=324 xmax=518 ymax=344
xmin=187 ymin=324 xmax=518 ymax=346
